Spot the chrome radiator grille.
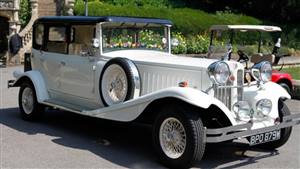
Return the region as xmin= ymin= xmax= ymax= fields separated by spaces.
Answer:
xmin=214 ymin=69 xmax=244 ymax=110
xmin=237 ymin=69 xmax=244 ymax=101
xmin=214 ymin=81 xmax=232 ymax=110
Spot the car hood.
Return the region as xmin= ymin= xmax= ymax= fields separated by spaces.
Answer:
xmin=102 ymin=50 xmax=218 ymax=70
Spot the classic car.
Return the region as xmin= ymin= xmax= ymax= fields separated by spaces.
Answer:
xmin=208 ymin=25 xmax=294 ymax=95
xmin=8 ymin=16 xmax=300 ymax=168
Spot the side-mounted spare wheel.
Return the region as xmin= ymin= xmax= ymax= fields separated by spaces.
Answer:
xmin=19 ymin=81 xmax=44 ymax=121
xmin=100 ymin=57 xmax=141 ymax=106
xmin=152 ymin=104 xmax=205 ymax=169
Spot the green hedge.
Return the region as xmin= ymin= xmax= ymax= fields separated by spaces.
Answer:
xmin=74 ymin=1 xmax=261 ymax=35
xmin=74 ymin=1 xmax=300 ymax=53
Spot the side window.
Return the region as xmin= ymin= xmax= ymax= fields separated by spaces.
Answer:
xmin=46 ymin=26 xmax=67 ymax=54
xmin=69 ymin=25 xmax=96 ymax=55
xmin=33 ymin=24 xmax=44 ymax=49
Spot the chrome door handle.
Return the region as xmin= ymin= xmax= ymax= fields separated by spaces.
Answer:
xmin=60 ymin=61 xmax=66 ymax=66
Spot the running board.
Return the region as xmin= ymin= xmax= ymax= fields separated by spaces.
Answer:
xmin=42 ymin=99 xmax=92 ymax=114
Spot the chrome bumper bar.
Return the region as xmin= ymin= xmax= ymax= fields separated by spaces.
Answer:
xmin=205 ymin=113 xmax=300 ymax=143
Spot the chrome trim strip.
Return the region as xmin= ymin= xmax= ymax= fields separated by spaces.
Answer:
xmin=237 ymin=69 xmax=244 ymax=101
xmin=205 ymin=113 xmax=300 ymax=143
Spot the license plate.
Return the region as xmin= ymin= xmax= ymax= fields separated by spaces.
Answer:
xmin=249 ymin=130 xmax=281 ymax=146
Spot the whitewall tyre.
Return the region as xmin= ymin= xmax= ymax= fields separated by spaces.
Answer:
xmin=100 ymin=58 xmax=140 ymax=106
xmin=18 ymin=82 xmax=44 ymax=121
xmin=152 ymin=104 xmax=205 ymax=169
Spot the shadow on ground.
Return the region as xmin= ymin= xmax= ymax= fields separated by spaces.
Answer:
xmin=0 ymin=108 xmax=280 ymax=168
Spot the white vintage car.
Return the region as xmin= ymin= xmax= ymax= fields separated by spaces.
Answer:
xmin=8 ymin=16 xmax=300 ymax=168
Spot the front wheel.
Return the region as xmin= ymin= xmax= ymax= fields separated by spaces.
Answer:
xmin=152 ymin=104 xmax=205 ymax=169
xmin=18 ymin=82 xmax=44 ymax=121
xmin=256 ymin=99 xmax=292 ymax=150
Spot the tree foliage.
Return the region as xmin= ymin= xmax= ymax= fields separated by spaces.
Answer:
xmin=101 ymin=0 xmax=299 ymax=23
xmin=19 ymin=0 xmax=31 ymax=28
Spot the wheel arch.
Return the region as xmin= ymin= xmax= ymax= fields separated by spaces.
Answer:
xmin=134 ymin=97 xmax=232 ymax=128
xmin=12 ymin=70 xmax=49 ymax=102
xmin=276 ymin=78 xmax=293 ymax=91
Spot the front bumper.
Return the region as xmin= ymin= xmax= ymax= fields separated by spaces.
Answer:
xmin=205 ymin=113 xmax=300 ymax=143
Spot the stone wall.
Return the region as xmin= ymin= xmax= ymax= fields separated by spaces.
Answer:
xmin=38 ymin=0 xmax=64 ymax=16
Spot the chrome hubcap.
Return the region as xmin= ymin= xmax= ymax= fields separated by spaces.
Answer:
xmin=22 ymin=87 xmax=34 ymax=114
xmin=159 ymin=117 xmax=186 ymax=159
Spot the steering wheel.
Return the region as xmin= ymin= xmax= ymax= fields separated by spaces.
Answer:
xmin=237 ymin=50 xmax=249 ymax=63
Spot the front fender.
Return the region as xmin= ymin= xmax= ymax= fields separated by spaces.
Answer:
xmin=85 ymin=87 xmax=237 ymax=124
xmin=12 ymin=70 xmax=49 ymax=103
xmin=244 ymin=81 xmax=290 ymax=119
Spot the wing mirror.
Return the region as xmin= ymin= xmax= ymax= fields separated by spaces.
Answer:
xmin=92 ymin=38 xmax=100 ymax=48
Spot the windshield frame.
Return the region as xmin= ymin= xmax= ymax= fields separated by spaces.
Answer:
xmin=99 ymin=22 xmax=171 ymax=55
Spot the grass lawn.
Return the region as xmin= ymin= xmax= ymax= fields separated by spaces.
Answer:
xmin=281 ymin=66 xmax=300 ymax=80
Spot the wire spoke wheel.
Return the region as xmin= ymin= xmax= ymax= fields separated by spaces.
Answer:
xmin=159 ymin=117 xmax=187 ymax=159
xmin=153 ymin=104 xmax=205 ymax=168
xmin=100 ymin=57 xmax=141 ymax=106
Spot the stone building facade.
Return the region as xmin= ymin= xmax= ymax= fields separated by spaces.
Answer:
xmin=0 ymin=0 xmax=20 ymax=63
xmin=0 ymin=0 xmax=75 ymax=65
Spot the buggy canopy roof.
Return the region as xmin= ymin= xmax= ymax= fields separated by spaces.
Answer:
xmin=35 ymin=16 xmax=173 ymax=26
xmin=209 ymin=25 xmax=281 ymax=32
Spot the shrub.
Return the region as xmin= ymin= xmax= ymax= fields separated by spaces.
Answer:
xmin=19 ymin=0 xmax=31 ymax=28
xmin=171 ymin=32 xmax=187 ymax=54
xmin=186 ymin=34 xmax=210 ymax=54
xmin=74 ymin=1 xmax=300 ymax=53
xmin=74 ymin=1 xmax=261 ymax=35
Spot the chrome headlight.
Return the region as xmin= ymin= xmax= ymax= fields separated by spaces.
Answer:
xmin=251 ymin=61 xmax=272 ymax=82
xmin=207 ymin=61 xmax=230 ymax=85
xmin=256 ymin=99 xmax=272 ymax=116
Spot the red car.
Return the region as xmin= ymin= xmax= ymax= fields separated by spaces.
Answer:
xmin=272 ymin=70 xmax=293 ymax=95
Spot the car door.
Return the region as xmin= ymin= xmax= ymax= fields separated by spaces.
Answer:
xmin=58 ymin=25 xmax=97 ymax=100
xmin=39 ymin=25 xmax=67 ymax=93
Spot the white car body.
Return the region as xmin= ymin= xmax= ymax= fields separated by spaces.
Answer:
xmin=10 ymin=16 xmax=292 ymax=128
xmin=9 ymin=16 xmax=300 ymax=168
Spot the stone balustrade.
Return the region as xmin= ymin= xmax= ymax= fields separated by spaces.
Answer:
xmin=0 ymin=0 xmax=14 ymax=10
xmin=17 ymin=0 xmax=38 ymax=62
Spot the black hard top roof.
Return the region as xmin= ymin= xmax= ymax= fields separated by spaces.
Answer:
xmin=35 ymin=16 xmax=173 ymax=26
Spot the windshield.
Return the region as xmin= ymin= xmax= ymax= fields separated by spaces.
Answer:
xmin=102 ymin=22 xmax=169 ymax=53
xmin=208 ymin=30 xmax=281 ymax=60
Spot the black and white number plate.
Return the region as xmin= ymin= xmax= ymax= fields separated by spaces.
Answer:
xmin=249 ymin=130 xmax=281 ymax=146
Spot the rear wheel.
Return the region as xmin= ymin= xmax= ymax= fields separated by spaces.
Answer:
xmin=256 ymin=99 xmax=292 ymax=150
xmin=152 ymin=104 xmax=205 ymax=169
xmin=19 ymin=82 xmax=44 ymax=121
